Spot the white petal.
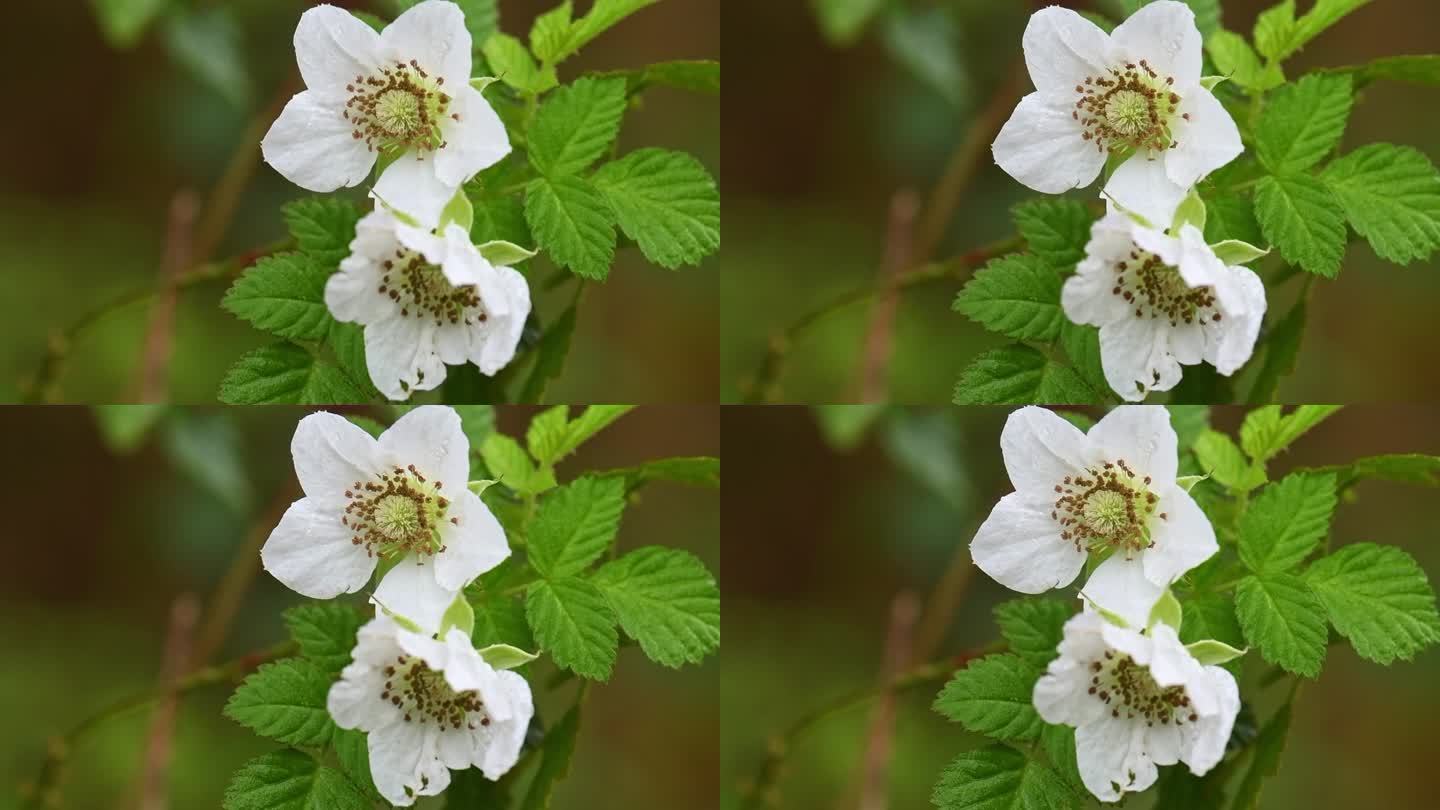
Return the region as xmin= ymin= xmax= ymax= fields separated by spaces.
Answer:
xmin=365 ymin=315 xmax=446 ymax=400
xmin=395 ymin=624 xmax=452 ymax=671
xmin=434 ymin=490 xmax=511 ymax=591
xmin=1143 ymin=486 xmax=1217 ymax=586
xmin=374 ymin=556 xmax=457 ymax=633
xmin=380 ymin=405 xmax=471 ymax=493
xmin=291 ymin=412 xmax=385 ymax=507
xmin=293 ymin=5 xmax=382 ymax=97
xmin=440 ymin=629 xmax=505 ymax=698
xmin=1166 ymin=87 xmax=1243 ymax=188
xmin=1168 ymin=320 xmax=1205 ymax=364
xmin=1083 ymin=554 xmax=1164 ymax=629
xmin=375 ymin=152 xmax=457 ymax=229
xmin=434 ymin=86 xmax=512 ymax=187
xmin=1207 ymin=266 xmax=1266 ymax=375
xmin=1062 ymin=261 xmax=1129 ymax=326
xmin=1173 ymin=225 xmax=1233 ymax=306
xmin=353 ymin=615 xmax=407 ymax=665
xmin=1000 ymin=406 xmax=1094 ymax=495
xmin=433 ymin=321 xmax=474 ymax=365
xmin=1022 ymin=6 xmax=1111 ymax=93
xmin=367 ymin=718 xmax=429 ymax=806
xmin=1104 ymin=155 xmax=1187 ymax=228
xmin=992 ymin=91 xmax=1107 ymax=194
xmin=1110 ymin=1 xmax=1201 ymax=86
xmin=1128 ymin=220 xmax=1184 ymax=269
xmin=479 ymin=671 xmax=533 ymax=778
xmin=971 ymin=492 xmax=1087 ymax=594
xmin=1180 ymin=666 xmax=1240 ymax=775
xmin=1098 ymin=316 xmax=1181 ymax=401
xmin=326 ymin=260 xmax=394 ymax=324
xmin=261 ymin=90 xmax=376 ymax=192
xmin=392 ymin=220 xmax=452 ymax=267
xmin=381 ymin=0 xmax=471 ymax=87
xmin=473 ymin=267 xmax=531 ymax=375
xmin=1033 ymin=659 xmax=1105 ymax=727
xmin=261 ymin=497 xmax=377 ymax=599
xmin=1076 ymin=715 xmax=1157 ymax=801
xmin=328 ymin=664 xmax=391 ymax=730
xmin=1145 ymin=718 xmax=1184 ymax=766
xmin=1088 ymin=405 xmax=1178 ymax=484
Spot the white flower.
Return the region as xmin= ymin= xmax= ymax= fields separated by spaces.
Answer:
xmin=325 ymin=205 xmax=531 ymax=401
xmin=992 ymin=2 xmax=1242 ymax=225
xmin=261 ymin=1 xmax=510 ymax=226
xmin=970 ymin=406 xmax=1217 ymax=628
xmin=1062 ymin=209 xmax=1266 ymax=402
xmin=328 ymin=616 xmax=533 ymax=806
xmin=1033 ymin=611 xmax=1239 ymax=802
xmin=261 ymin=406 xmax=509 ymax=631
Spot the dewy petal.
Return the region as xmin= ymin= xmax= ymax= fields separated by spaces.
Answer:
xmin=291 ymin=411 xmax=384 ymax=507
xmin=433 ymin=86 xmax=512 ymax=187
xmin=1083 ymin=553 xmax=1165 ymax=629
xmin=1207 ymin=266 xmax=1266 ymax=375
xmin=380 ymin=0 xmax=472 ymax=88
xmin=261 ymin=90 xmax=377 ymax=192
xmin=473 ymin=267 xmax=531 ymax=375
xmin=375 ymin=152 xmax=456 ymax=229
xmin=1143 ymin=485 xmax=1217 ymax=587
xmin=379 ymin=405 xmax=471 ymax=495
xmin=1098 ymin=316 xmax=1181 ymax=401
xmin=1109 ymin=0 xmax=1202 ymax=86
xmin=261 ymin=497 xmax=377 ymax=598
xmin=1022 ymin=6 xmax=1111 ymax=93
xmin=1180 ymin=665 xmax=1240 ymax=775
xmin=434 ymin=489 xmax=511 ymax=591
xmin=374 ymin=555 xmax=457 ymax=633
xmin=992 ymin=91 xmax=1107 ymax=194
xmin=999 ymin=406 xmax=1094 ymax=495
xmin=1088 ymin=405 xmax=1179 ymax=484
xmin=1076 ymin=715 xmax=1157 ymax=801
xmin=364 ymin=315 xmax=446 ymax=400
xmin=971 ymin=492 xmax=1088 ymax=594
xmin=293 ymin=5 xmax=382 ymax=98
xmin=1166 ymin=87 xmax=1243 ymax=188
xmin=1104 ymin=156 xmax=1187 ymax=229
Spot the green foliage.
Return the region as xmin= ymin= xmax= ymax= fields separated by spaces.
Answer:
xmin=1246 ymin=296 xmax=1307 ymax=404
xmin=1311 ymin=454 xmax=1440 ymax=488
xmin=224 ymin=750 xmax=368 ymax=810
xmin=1193 ymin=430 xmax=1266 ymax=492
xmin=519 ymin=698 xmax=584 ymax=810
xmin=527 ymin=404 xmax=634 ymax=465
xmin=526 ymin=577 xmax=619 ymax=680
xmin=1206 ymin=31 xmax=1284 ymax=93
xmin=1012 ymin=199 xmax=1092 ymax=271
xmin=1238 ymin=473 xmax=1336 ymax=574
xmin=592 ymin=149 xmax=722 ymax=269
xmin=481 ymin=433 xmax=558 ymax=495
xmin=518 ymin=299 xmax=579 ymax=402
xmin=602 ymin=456 xmax=723 ymax=490
xmin=1332 ymin=54 xmax=1440 ymax=88
xmin=283 ymin=603 xmax=363 ymax=675
xmin=484 ymin=33 xmax=557 ymax=94
xmin=1253 ymin=174 xmax=1347 ymax=278
xmin=469 ymin=589 xmax=536 ymax=651
xmin=525 ymin=175 xmax=617 ymax=279
xmin=607 ymin=60 xmax=721 ymax=95
xmin=1304 ymin=543 xmax=1440 ymax=664
xmin=219 ymin=344 xmax=370 ymax=405
xmin=529 ymin=0 xmax=657 ymax=65
xmin=931 ymin=744 xmax=1077 ymax=810
xmin=1235 ymin=573 xmax=1328 ymax=677
xmin=1202 ymin=194 xmax=1263 ymax=246
xmin=954 ymin=345 xmax=1100 ymax=405
xmin=593 ymin=547 xmax=722 ymax=667
xmin=224 ymin=659 xmax=337 ymax=747
xmin=331 ymin=729 xmax=378 ymax=802
xmin=1167 ymin=405 xmax=1211 ymax=451
xmin=953 ymin=255 xmax=1065 ymax=342
xmin=1253 ymin=0 xmax=1372 ymax=63
xmin=994 ymin=598 xmax=1071 ymax=668
xmin=1231 ymin=701 xmax=1294 ymax=810
xmin=528 ymin=77 xmax=628 ymax=178
xmin=933 ymin=654 xmax=1043 ymax=742
xmin=1179 ymin=593 xmax=1245 ymax=650
xmin=1256 ymin=75 xmax=1354 ymax=175
xmin=527 ymin=475 xmax=627 ymax=578
xmin=282 ymin=198 xmax=361 ymax=267
xmin=811 ymin=0 xmax=888 ymax=46
xmin=90 ymin=0 xmax=169 ymax=48
xmin=1321 ymin=144 xmax=1440 ymax=264
xmin=222 ymin=254 xmax=334 ymax=342
xmin=1240 ymin=405 xmax=1341 ymax=465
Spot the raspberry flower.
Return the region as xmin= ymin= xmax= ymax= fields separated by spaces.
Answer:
xmin=992 ymin=1 xmax=1241 ymax=225
xmin=328 ymin=615 xmax=533 ymax=806
xmin=970 ymin=406 xmax=1216 ymax=627
xmin=261 ymin=1 xmax=510 ymax=226
xmin=1033 ymin=611 xmax=1239 ymax=801
xmin=261 ymin=407 xmax=509 ymax=631
xmin=1062 ymin=208 xmax=1266 ymax=402
xmin=325 ymin=205 xmax=531 ymax=401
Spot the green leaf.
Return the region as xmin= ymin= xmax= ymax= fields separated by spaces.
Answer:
xmin=480 ymin=433 xmax=557 ymax=495
xmin=525 ymin=577 xmax=618 ymax=680
xmin=528 ymin=475 xmax=627 ymax=578
xmin=1202 ymin=193 xmax=1263 ymax=246
xmin=1239 ymin=473 xmax=1336 ymax=574
xmin=1246 ymin=293 xmax=1307 ymax=404
xmin=331 ymin=729 xmax=378 ymax=802
xmin=525 ymin=175 xmax=617 ymax=280
xmin=468 ymin=189 xmax=533 ymax=247
xmin=1012 ymin=199 xmax=1092 ymax=270
xmin=518 ymin=697 xmax=584 ymax=810
xmin=1038 ymin=724 xmax=1084 ymax=794
xmin=1253 ymin=0 xmax=1297 ymax=62
xmin=1330 ymin=54 xmax=1440 ymax=88
xmin=953 ymin=345 xmax=1100 ymax=405
xmin=223 ymin=659 xmax=336 ymax=746
xmin=1231 ymin=702 xmax=1294 ymax=810
xmin=283 ymin=604 xmax=362 ymax=675
xmin=1256 ymin=74 xmax=1353 ymax=175
xmin=995 ymin=598 xmax=1071 ymax=668
xmin=477 ymin=642 xmax=539 ymax=669
xmin=1321 ymin=143 xmax=1440 ymax=264
xmin=93 ymin=405 xmax=167 ymax=453
xmin=1253 ymin=174 xmax=1347 ymax=278
xmin=592 ymin=547 xmax=721 ymax=667
xmin=458 ymin=0 xmax=500 ymax=46
xmin=931 ymin=744 xmax=1077 ymax=810
xmin=812 ymin=0 xmax=887 ymax=45
xmin=1310 ymin=454 xmax=1440 ymax=488
xmin=1186 ymin=639 xmax=1247 ymax=665
xmin=528 ymin=77 xmax=628 ymax=178
xmin=454 ymin=405 xmax=496 ymax=451
xmin=326 ymin=323 xmax=379 ymax=401
xmin=483 ymin=33 xmax=556 ymax=95
xmin=1205 ymin=30 xmax=1284 ymax=92
xmin=1167 ymin=405 xmax=1211 ymax=451
xmin=1193 ymin=430 xmax=1266 ymax=492
xmin=282 ymin=197 xmax=360 ymax=266
xmin=517 ymin=300 xmax=579 ymax=403
xmin=1239 ymin=404 xmax=1341 ymax=464
xmin=592 ymin=148 xmax=721 ymax=269
xmin=933 ymin=655 xmax=1043 ymax=742
xmin=223 ymin=750 xmax=368 ymax=810
xmin=1149 ymin=589 xmax=1183 ymax=631
xmin=469 ymin=590 xmax=537 ymax=651
xmin=526 ymin=404 xmax=634 ymax=465
xmin=1058 ymin=322 xmax=1106 ymax=395
xmin=562 ymin=0 xmax=657 ymax=59
xmin=1235 ymin=573 xmax=1328 ymax=677
xmin=164 ymin=8 xmax=253 ymax=108
xmin=1210 ymin=239 xmax=1268 ymax=266
xmin=223 ymin=254 xmax=334 ymax=341
xmin=1262 ymin=0 xmax=1373 ymax=61
xmin=1179 ymin=593 xmax=1245 ymax=675
xmin=529 ymin=1 xmax=574 ymax=64
xmin=1304 ymin=543 xmax=1440 ymax=664
xmin=219 ymin=343 xmax=370 ymax=405
xmin=605 ymin=60 xmax=721 ymax=95
xmin=601 ymin=456 xmax=722 ymax=490
xmin=90 ymin=0 xmax=169 ymax=48
xmin=953 ymin=255 xmax=1065 ymax=342
xmin=476 ymin=240 xmax=537 ymax=266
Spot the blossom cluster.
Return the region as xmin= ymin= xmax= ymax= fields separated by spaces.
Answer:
xmin=993 ymin=2 xmax=1268 ymax=400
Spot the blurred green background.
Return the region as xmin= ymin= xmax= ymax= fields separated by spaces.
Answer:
xmin=0 ymin=0 xmax=718 ymax=404
xmin=2 ymin=405 xmax=719 ymax=808
xmin=722 ymin=405 xmax=1440 ymax=808
xmin=720 ymin=0 xmax=1440 ymax=403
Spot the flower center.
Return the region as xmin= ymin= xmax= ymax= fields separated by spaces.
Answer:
xmin=1086 ymin=650 xmax=1198 ymax=727
xmin=342 ymin=465 xmax=457 ymax=559
xmin=1051 ymin=458 xmax=1165 ymax=557
xmin=381 ymin=654 xmax=491 ymax=731
xmin=1072 ymin=59 xmax=1188 ymax=154
xmin=344 ymin=60 xmax=458 ymax=155
xmin=377 ymin=246 xmax=488 ymax=329
xmin=1109 ymin=246 xmax=1222 ymax=329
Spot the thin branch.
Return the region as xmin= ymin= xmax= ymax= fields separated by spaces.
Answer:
xmin=137 ymin=594 xmax=201 ymax=810
xmin=854 ymin=592 xmax=921 ymax=810
xmin=855 ymin=191 xmax=920 ymax=403
xmin=136 ymin=191 xmax=201 ymax=403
